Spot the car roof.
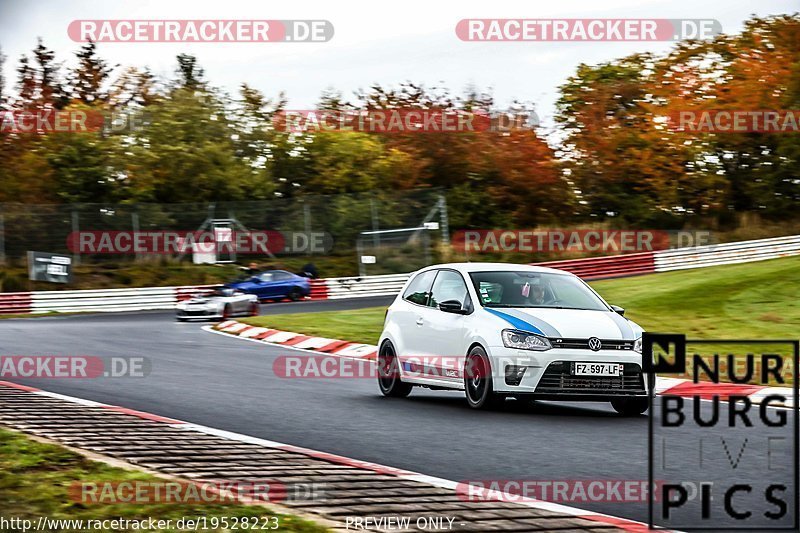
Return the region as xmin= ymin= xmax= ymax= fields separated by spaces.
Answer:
xmin=417 ymin=262 xmax=573 ymax=276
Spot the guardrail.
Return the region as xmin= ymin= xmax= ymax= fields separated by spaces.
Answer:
xmin=27 ymin=285 xmax=214 ymax=314
xmin=3 ymin=234 xmax=799 ymax=313
xmin=322 ymin=273 xmax=410 ymax=299
xmin=0 ymin=292 xmax=32 ymax=314
xmin=309 ymin=279 xmax=329 ymax=300
xmin=654 ymin=234 xmax=800 ymax=272
xmin=536 ymin=252 xmax=656 ymax=280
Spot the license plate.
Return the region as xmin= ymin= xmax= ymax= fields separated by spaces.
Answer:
xmin=573 ymin=362 xmax=623 ymax=376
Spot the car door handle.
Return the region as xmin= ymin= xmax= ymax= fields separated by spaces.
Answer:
xmin=416 ymin=317 xmax=424 ymax=326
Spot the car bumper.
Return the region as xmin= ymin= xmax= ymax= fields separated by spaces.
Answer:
xmin=176 ymin=309 xmax=221 ymax=320
xmin=486 ymin=346 xmax=650 ymax=397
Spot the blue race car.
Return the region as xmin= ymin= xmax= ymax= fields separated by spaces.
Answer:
xmin=227 ymin=270 xmax=311 ymax=302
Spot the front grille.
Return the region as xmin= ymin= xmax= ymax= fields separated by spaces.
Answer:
xmin=179 ymin=309 xmax=212 ymax=316
xmin=549 ymin=338 xmax=634 ymax=351
xmin=534 ymin=361 xmax=645 ymax=394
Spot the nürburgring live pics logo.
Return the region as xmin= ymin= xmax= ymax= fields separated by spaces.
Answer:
xmin=644 ymin=333 xmax=799 ymax=530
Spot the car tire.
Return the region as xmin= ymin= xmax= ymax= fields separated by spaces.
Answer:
xmin=288 ymin=287 xmax=303 ymax=301
xmin=222 ymin=304 xmax=232 ymax=319
xmin=377 ymin=342 xmax=412 ymax=398
xmin=464 ymin=346 xmax=505 ymax=410
xmin=611 ymin=397 xmax=649 ymax=416
xmin=249 ymin=302 xmax=259 ymax=316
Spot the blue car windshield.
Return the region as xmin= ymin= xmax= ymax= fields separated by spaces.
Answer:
xmin=468 ymin=271 xmax=609 ymax=311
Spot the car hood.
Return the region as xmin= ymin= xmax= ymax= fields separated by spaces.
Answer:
xmin=481 ymin=307 xmax=642 ymax=340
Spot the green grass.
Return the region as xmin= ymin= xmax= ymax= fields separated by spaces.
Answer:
xmin=0 ymin=313 xmax=45 ymax=320
xmin=0 ymin=427 xmax=329 ymax=533
xmin=242 ymin=307 xmax=385 ymax=345
xmin=591 ymin=255 xmax=800 ymax=339
xmin=240 ymin=256 xmax=800 ymax=345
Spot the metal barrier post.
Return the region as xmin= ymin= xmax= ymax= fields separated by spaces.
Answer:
xmin=0 ymin=212 xmax=5 ymax=265
xmin=438 ymin=195 xmax=449 ymax=246
xmin=71 ymin=211 xmax=80 ymax=266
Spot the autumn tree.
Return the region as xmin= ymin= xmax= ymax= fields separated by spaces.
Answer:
xmin=108 ymin=66 xmax=157 ymax=108
xmin=15 ymin=54 xmax=36 ymax=107
xmin=32 ymin=38 xmax=67 ymax=108
xmin=655 ymin=15 xmax=800 ymax=222
xmin=113 ymin=55 xmax=265 ymax=203
xmin=71 ymin=40 xmax=112 ymax=104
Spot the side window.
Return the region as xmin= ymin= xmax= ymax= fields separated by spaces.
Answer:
xmin=258 ymin=272 xmax=274 ymax=282
xmin=273 ymin=271 xmax=292 ymax=281
xmin=429 ymin=270 xmax=470 ymax=309
xmin=402 ymin=270 xmax=437 ymax=306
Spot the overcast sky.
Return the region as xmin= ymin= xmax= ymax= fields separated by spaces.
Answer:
xmin=0 ymin=0 xmax=796 ymax=131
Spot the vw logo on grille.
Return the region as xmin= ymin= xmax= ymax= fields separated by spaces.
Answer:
xmin=588 ymin=337 xmax=602 ymax=351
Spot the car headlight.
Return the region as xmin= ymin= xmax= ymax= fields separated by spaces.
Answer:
xmin=501 ymin=329 xmax=552 ymax=351
xmin=634 ymin=337 xmax=642 ymax=354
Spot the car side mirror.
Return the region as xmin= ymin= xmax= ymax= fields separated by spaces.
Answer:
xmin=610 ymin=304 xmax=625 ymax=316
xmin=439 ymin=300 xmax=468 ymax=314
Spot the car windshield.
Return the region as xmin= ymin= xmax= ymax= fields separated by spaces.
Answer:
xmin=468 ymin=271 xmax=609 ymax=311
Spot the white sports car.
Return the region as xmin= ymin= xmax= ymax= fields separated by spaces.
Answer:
xmin=377 ymin=263 xmax=650 ymax=415
xmin=176 ymin=287 xmax=259 ymax=321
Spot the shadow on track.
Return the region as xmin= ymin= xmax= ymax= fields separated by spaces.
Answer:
xmin=371 ymin=392 xmax=647 ymax=419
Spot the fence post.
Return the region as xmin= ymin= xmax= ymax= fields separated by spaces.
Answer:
xmin=131 ymin=210 xmax=140 ymax=261
xmin=0 ymin=212 xmax=5 ymax=265
xmin=71 ymin=210 xmax=80 ymax=266
xmin=356 ymin=238 xmax=366 ymax=278
xmin=438 ymin=194 xmax=450 ymax=245
xmin=228 ymin=209 xmax=237 ymax=264
xmin=304 ymin=202 xmax=312 ymax=256
xmin=370 ymin=198 xmax=380 ymax=248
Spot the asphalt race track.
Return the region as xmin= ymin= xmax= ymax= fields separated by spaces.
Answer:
xmin=0 ymin=304 xmax=795 ymax=527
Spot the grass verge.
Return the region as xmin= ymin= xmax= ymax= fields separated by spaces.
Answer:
xmin=0 ymin=427 xmax=329 ymax=533
xmin=240 ymin=255 xmax=800 ymax=347
xmin=241 ymin=307 xmax=382 ymax=346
